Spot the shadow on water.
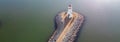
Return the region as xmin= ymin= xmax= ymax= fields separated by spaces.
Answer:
xmin=0 ymin=20 xmax=2 ymax=28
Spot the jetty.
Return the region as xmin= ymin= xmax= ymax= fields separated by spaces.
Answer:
xmin=48 ymin=4 xmax=84 ymax=42
xmin=48 ymin=11 xmax=84 ymax=42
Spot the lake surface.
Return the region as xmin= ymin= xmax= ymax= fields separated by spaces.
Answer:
xmin=0 ymin=0 xmax=120 ymax=42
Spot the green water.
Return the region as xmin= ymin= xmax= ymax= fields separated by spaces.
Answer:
xmin=0 ymin=0 xmax=120 ymax=42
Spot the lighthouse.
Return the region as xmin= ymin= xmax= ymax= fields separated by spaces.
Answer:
xmin=67 ymin=4 xmax=73 ymax=18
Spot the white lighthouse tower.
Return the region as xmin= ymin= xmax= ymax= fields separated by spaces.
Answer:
xmin=67 ymin=4 xmax=73 ymax=18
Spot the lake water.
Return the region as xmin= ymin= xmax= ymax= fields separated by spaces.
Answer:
xmin=0 ymin=0 xmax=120 ymax=42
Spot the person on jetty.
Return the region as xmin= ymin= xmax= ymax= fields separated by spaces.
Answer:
xmin=67 ymin=4 xmax=73 ymax=18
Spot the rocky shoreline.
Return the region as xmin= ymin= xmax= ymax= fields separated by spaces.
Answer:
xmin=48 ymin=12 xmax=84 ymax=42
